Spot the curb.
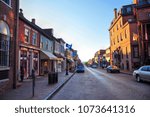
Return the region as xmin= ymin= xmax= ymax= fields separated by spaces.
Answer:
xmin=44 ymin=72 xmax=76 ymax=100
xmin=120 ymin=71 xmax=132 ymax=76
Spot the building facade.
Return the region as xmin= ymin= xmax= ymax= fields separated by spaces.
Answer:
xmin=109 ymin=0 xmax=150 ymax=71
xmin=0 ymin=0 xmax=19 ymax=93
xmin=54 ymin=38 xmax=65 ymax=72
xmin=134 ymin=0 xmax=150 ymax=65
xmin=109 ymin=4 xmax=139 ymax=71
xmin=18 ymin=10 xmax=40 ymax=78
xmin=105 ymin=47 xmax=111 ymax=66
xmin=40 ymin=34 xmax=57 ymax=75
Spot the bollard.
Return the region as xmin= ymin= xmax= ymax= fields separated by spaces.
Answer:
xmin=32 ymin=69 xmax=35 ymax=97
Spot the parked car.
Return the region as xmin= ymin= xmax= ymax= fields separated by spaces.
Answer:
xmin=133 ymin=66 xmax=150 ymax=82
xmin=76 ymin=64 xmax=85 ymax=73
xmin=91 ymin=64 xmax=98 ymax=68
xmin=106 ymin=65 xmax=120 ymax=73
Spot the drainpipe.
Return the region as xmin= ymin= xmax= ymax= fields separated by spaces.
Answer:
xmin=13 ymin=0 xmax=19 ymax=89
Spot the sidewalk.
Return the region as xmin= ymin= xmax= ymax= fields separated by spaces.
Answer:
xmin=0 ymin=72 xmax=74 ymax=100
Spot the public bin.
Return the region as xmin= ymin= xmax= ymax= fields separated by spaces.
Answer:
xmin=48 ymin=72 xmax=58 ymax=84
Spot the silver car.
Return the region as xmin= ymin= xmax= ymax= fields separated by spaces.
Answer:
xmin=133 ymin=66 xmax=150 ymax=82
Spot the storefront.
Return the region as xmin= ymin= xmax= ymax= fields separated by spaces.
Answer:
xmin=19 ymin=47 xmax=39 ymax=79
xmin=40 ymin=50 xmax=58 ymax=75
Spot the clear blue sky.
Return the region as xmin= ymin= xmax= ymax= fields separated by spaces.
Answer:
xmin=20 ymin=0 xmax=132 ymax=62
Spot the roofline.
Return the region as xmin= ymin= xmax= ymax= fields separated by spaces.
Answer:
xmin=19 ymin=13 xmax=54 ymax=41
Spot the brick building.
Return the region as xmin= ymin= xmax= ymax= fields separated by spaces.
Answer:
xmin=109 ymin=0 xmax=150 ymax=71
xmin=109 ymin=3 xmax=139 ymax=71
xmin=18 ymin=9 xmax=40 ymax=78
xmin=0 ymin=0 xmax=19 ymax=93
xmin=133 ymin=0 xmax=150 ymax=65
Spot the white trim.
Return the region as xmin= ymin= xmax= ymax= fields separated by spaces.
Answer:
xmin=0 ymin=67 xmax=10 ymax=71
xmin=32 ymin=29 xmax=38 ymax=33
xmin=0 ymin=0 xmax=12 ymax=9
xmin=24 ymin=24 xmax=31 ymax=30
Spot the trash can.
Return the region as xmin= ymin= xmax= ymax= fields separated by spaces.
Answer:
xmin=48 ymin=72 xmax=58 ymax=84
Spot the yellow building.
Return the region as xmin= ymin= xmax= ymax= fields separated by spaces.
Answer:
xmin=109 ymin=5 xmax=139 ymax=71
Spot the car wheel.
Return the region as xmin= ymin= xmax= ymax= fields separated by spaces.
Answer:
xmin=136 ymin=75 xmax=141 ymax=82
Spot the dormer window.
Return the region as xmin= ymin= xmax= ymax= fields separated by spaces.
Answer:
xmin=2 ymin=0 xmax=11 ymax=6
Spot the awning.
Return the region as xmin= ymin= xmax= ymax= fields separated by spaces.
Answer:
xmin=40 ymin=50 xmax=58 ymax=60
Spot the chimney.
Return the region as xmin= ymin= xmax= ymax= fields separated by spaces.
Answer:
xmin=114 ymin=8 xmax=117 ymax=19
xmin=32 ymin=18 xmax=36 ymax=24
xmin=19 ymin=9 xmax=23 ymax=16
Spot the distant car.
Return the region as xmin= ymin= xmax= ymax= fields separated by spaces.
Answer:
xmin=106 ymin=65 xmax=120 ymax=73
xmin=91 ymin=64 xmax=98 ymax=68
xmin=76 ymin=64 xmax=85 ymax=73
xmin=133 ymin=66 xmax=150 ymax=82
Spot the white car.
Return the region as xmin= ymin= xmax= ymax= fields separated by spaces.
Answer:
xmin=133 ymin=66 xmax=150 ymax=82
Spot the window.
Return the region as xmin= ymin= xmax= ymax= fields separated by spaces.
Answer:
xmin=0 ymin=34 xmax=9 ymax=67
xmin=126 ymin=7 xmax=132 ymax=13
xmin=2 ymin=0 xmax=11 ymax=6
xmin=141 ymin=66 xmax=148 ymax=71
xmin=24 ymin=28 xmax=30 ymax=43
xmin=133 ymin=46 xmax=139 ymax=58
xmin=125 ymin=29 xmax=127 ymax=39
xmin=114 ymin=40 xmax=115 ymax=45
xmin=32 ymin=32 xmax=37 ymax=45
xmin=120 ymin=21 xmax=122 ymax=27
xmin=117 ymin=24 xmax=119 ymax=30
xmin=120 ymin=33 xmax=123 ymax=41
xmin=117 ymin=35 xmax=119 ymax=43
xmin=147 ymin=67 xmax=150 ymax=72
xmin=21 ymin=50 xmax=27 ymax=58
xmin=126 ymin=47 xmax=128 ymax=59
xmin=0 ymin=20 xmax=10 ymax=67
xmin=46 ymin=40 xmax=48 ymax=50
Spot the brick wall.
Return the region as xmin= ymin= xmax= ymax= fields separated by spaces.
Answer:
xmin=0 ymin=0 xmax=19 ymax=94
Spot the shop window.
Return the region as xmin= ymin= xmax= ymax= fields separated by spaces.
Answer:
xmin=0 ymin=21 xmax=10 ymax=67
xmin=21 ymin=50 xmax=27 ymax=58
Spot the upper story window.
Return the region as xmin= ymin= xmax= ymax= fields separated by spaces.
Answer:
xmin=133 ymin=46 xmax=139 ymax=58
xmin=2 ymin=0 xmax=11 ymax=6
xmin=116 ymin=24 xmax=119 ymax=30
xmin=120 ymin=33 xmax=123 ymax=41
xmin=125 ymin=29 xmax=127 ymax=39
xmin=24 ymin=28 xmax=30 ymax=43
xmin=127 ymin=7 xmax=132 ymax=13
xmin=40 ymin=35 xmax=53 ymax=52
xmin=117 ymin=35 xmax=119 ymax=43
xmin=32 ymin=32 xmax=37 ymax=45
xmin=46 ymin=40 xmax=48 ymax=50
